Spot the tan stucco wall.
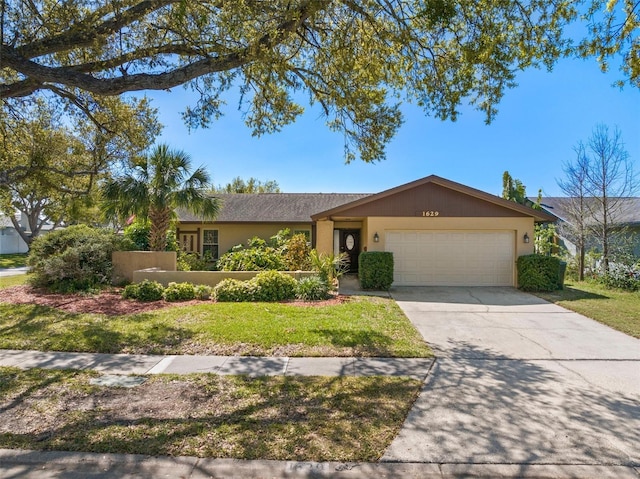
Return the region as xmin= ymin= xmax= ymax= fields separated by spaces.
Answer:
xmin=178 ymin=223 xmax=312 ymax=257
xmin=132 ymin=269 xmax=316 ymax=287
xmin=315 ymin=220 xmax=334 ymax=255
xmin=112 ymin=251 xmax=177 ymax=284
xmin=362 ymin=217 xmax=535 ymax=258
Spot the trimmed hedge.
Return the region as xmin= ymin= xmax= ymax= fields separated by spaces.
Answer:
xmin=359 ymin=251 xmax=394 ymax=290
xmin=517 ymin=254 xmax=561 ymax=292
xmin=163 ymin=282 xmax=196 ymax=302
xmin=122 ymin=279 xmax=165 ymax=301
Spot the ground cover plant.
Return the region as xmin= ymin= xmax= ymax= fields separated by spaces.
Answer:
xmin=0 ymin=367 xmax=422 ymax=461
xmin=0 ymin=253 xmax=28 ymax=269
xmin=0 ymin=289 xmax=432 ymax=357
xmin=534 ymin=281 xmax=640 ymax=338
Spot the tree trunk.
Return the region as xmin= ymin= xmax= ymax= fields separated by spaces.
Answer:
xmin=149 ymin=206 xmax=171 ymax=252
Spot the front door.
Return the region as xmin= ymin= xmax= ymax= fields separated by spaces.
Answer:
xmin=339 ymin=230 xmax=360 ymax=273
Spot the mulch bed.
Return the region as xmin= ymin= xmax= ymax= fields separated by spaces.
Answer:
xmin=0 ymin=285 xmax=348 ymax=316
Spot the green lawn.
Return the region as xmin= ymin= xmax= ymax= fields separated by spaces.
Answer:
xmin=534 ymin=281 xmax=640 ymax=338
xmin=0 ymin=295 xmax=432 ymax=357
xmin=0 ymin=367 xmax=422 ymax=461
xmin=0 ymin=253 xmax=28 ymax=269
xmin=0 ymin=274 xmax=28 ymax=289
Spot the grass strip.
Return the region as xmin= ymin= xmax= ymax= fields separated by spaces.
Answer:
xmin=534 ymin=281 xmax=640 ymax=338
xmin=0 ymin=254 xmax=28 ymax=269
xmin=0 ymin=367 xmax=421 ymax=461
xmin=0 ymin=274 xmax=28 ymax=289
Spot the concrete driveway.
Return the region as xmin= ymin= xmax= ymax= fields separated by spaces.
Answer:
xmin=382 ymin=287 xmax=640 ymax=469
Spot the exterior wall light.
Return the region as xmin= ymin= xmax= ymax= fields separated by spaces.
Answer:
xmin=373 ymin=232 xmax=380 ymax=243
xmin=523 ymin=232 xmax=530 ymax=244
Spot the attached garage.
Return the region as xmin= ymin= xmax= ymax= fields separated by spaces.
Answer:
xmin=311 ymin=175 xmax=556 ymax=288
xmin=386 ymin=230 xmax=515 ymax=286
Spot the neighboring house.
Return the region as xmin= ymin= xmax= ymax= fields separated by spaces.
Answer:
xmin=176 ymin=175 xmax=555 ymax=287
xmin=537 ymin=197 xmax=640 ymax=258
xmin=0 ymin=213 xmax=29 ymax=254
xmin=0 ymin=211 xmax=57 ymax=254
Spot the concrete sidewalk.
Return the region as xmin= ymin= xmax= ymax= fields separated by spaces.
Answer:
xmin=0 ymin=266 xmax=29 ymax=277
xmin=0 ymin=349 xmax=433 ymax=379
xmin=2 ymin=448 xmax=637 ymax=479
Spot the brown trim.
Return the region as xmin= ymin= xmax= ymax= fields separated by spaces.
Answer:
xmin=178 ymin=221 xmax=312 ymax=226
xmin=311 ymin=175 xmax=557 ymax=222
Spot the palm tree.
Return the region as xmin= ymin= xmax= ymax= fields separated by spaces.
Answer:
xmin=102 ymin=144 xmax=219 ymax=251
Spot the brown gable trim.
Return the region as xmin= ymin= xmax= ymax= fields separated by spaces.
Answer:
xmin=179 ymin=221 xmax=312 ymax=226
xmin=311 ymin=175 xmax=557 ymax=222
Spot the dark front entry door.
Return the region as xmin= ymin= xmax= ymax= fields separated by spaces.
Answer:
xmin=339 ymin=230 xmax=360 ymax=273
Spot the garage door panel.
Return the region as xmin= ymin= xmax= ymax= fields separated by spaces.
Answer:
xmin=386 ymin=230 xmax=514 ymax=287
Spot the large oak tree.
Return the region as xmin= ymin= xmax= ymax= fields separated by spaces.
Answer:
xmin=1 ymin=0 xmax=584 ymax=163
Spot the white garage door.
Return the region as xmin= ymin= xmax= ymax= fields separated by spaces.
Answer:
xmin=386 ymin=230 xmax=515 ymax=286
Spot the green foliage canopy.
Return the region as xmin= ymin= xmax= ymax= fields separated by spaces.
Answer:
xmin=102 ymin=144 xmax=219 ymax=251
xmin=0 ymin=0 xmax=582 ymax=163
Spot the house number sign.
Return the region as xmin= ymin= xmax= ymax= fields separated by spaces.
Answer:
xmin=421 ymin=211 xmax=440 ymax=217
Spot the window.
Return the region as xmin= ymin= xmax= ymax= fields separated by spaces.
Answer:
xmin=202 ymin=229 xmax=219 ymax=259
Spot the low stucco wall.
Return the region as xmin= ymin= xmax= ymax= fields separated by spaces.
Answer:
xmin=132 ymin=269 xmax=317 ymax=287
xmin=112 ymin=251 xmax=177 ymax=284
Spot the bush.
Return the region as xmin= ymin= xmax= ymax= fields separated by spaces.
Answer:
xmin=27 ymin=225 xmax=124 ymax=292
xmin=309 ymin=250 xmax=349 ymax=289
xmin=214 ymin=278 xmax=257 ymax=302
xmin=283 ymin=233 xmax=311 ymax=270
xmin=122 ymin=279 xmax=165 ymax=301
xmin=217 ymin=242 xmax=285 ymax=271
xmin=123 ymin=219 xmax=152 ymax=251
xmin=517 ymin=254 xmax=562 ymax=292
xmin=194 ymin=284 xmax=213 ymax=300
xmin=217 ymin=229 xmax=313 ymax=272
xmin=177 ymin=251 xmax=214 ymax=271
xmin=163 ymin=282 xmax=196 ymax=301
xmin=359 ymin=252 xmax=394 ymax=290
xmin=296 ymin=276 xmax=330 ymax=301
xmin=252 ymin=270 xmax=298 ymax=301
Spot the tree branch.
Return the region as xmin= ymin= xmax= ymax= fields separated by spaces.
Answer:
xmin=0 ymin=0 xmax=327 ymax=98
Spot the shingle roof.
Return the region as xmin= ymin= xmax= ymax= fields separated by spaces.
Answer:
xmin=176 ymin=193 xmax=372 ymax=223
xmin=537 ymin=197 xmax=640 ymax=226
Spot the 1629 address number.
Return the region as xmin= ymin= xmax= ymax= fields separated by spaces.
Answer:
xmin=421 ymin=211 xmax=440 ymax=217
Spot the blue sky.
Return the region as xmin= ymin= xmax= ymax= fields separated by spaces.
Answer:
xmin=147 ymin=54 xmax=639 ymax=198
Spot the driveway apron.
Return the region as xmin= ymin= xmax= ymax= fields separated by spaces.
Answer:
xmin=382 ymin=287 xmax=640 ymax=467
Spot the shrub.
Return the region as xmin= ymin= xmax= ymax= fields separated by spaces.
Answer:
xmin=296 ymin=276 xmax=330 ymax=301
xmin=251 ymin=270 xmax=297 ymax=301
xmin=163 ymin=282 xmax=196 ymax=301
xmin=123 ymin=219 xmax=151 ymax=251
xmin=122 ymin=279 xmax=165 ymax=301
xmin=217 ymin=242 xmax=285 ymax=271
xmin=283 ymin=233 xmax=311 ymax=270
xmin=177 ymin=251 xmax=214 ymax=271
xmin=214 ymin=278 xmax=257 ymax=302
xmin=194 ymin=284 xmax=213 ymax=300
xmin=309 ymin=250 xmax=349 ymax=289
xmin=359 ymin=252 xmax=394 ymax=290
xmin=27 ymin=225 xmax=124 ymax=292
xmin=517 ymin=254 xmax=561 ymax=292
xmin=217 ymin=229 xmax=313 ymax=272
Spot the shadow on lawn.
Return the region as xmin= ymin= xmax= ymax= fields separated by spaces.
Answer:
xmin=0 ymin=305 xmax=194 ymax=354
xmin=0 ymin=372 xmax=420 ymax=474
xmin=313 ymin=328 xmax=395 ymax=356
xmin=548 ymin=286 xmax=610 ymax=302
